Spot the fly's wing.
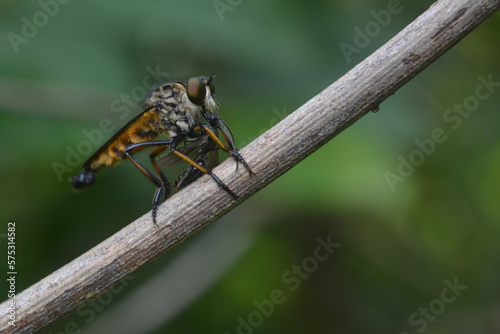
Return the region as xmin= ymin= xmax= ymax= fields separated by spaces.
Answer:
xmin=156 ymin=138 xmax=202 ymax=167
xmin=205 ymin=143 xmax=219 ymax=169
xmin=82 ymin=106 xmax=160 ymax=171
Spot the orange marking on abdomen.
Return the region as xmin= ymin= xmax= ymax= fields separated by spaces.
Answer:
xmin=85 ymin=110 xmax=166 ymax=172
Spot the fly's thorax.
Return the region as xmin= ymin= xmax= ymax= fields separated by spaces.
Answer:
xmin=146 ymin=78 xmax=216 ymax=137
xmin=164 ymin=92 xmax=204 ymax=135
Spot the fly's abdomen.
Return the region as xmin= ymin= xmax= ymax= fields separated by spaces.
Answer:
xmin=70 ymin=109 xmax=165 ymax=189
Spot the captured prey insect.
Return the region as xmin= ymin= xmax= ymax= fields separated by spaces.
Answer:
xmin=70 ymin=76 xmax=254 ymax=223
xmin=157 ymin=108 xmax=244 ymax=190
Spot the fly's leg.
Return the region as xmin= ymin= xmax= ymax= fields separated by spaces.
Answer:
xmin=170 ymin=135 xmax=238 ymax=199
xmin=149 ymin=145 xmax=171 ymax=193
xmin=174 ymin=159 xmax=206 ymax=189
xmin=149 ymin=145 xmax=172 ymax=222
xmin=124 ymin=140 xmax=173 ymax=224
xmin=196 ymin=124 xmax=255 ymax=176
xmin=226 ymin=148 xmax=254 ymax=175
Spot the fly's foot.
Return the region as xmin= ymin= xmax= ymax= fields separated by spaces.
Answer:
xmin=229 ymin=149 xmax=255 ymax=176
xmin=208 ymin=172 xmax=238 ymax=199
xmin=151 ymin=184 xmax=170 ymax=226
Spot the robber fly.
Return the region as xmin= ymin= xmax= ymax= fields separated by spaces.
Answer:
xmin=70 ymin=76 xmax=254 ymax=223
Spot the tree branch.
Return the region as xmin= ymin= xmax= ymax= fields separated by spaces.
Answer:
xmin=1 ymin=0 xmax=499 ymax=332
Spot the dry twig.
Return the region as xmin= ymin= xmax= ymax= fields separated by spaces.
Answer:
xmin=1 ymin=0 xmax=499 ymax=332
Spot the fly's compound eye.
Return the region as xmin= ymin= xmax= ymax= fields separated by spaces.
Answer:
xmin=187 ymin=77 xmax=207 ymax=105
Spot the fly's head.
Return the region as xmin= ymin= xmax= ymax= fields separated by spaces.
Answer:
xmin=186 ymin=75 xmax=217 ymax=111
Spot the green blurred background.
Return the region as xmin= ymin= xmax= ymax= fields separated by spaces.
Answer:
xmin=1 ymin=0 xmax=500 ymax=333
